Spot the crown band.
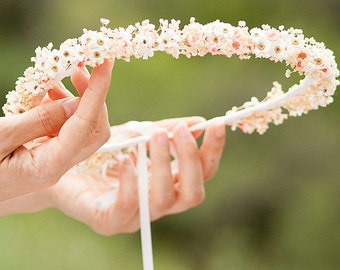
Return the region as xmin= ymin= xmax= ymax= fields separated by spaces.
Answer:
xmin=3 ymin=18 xmax=339 ymax=135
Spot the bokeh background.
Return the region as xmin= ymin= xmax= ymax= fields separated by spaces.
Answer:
xmin=0 ymin=0 xmax=339 ymax=269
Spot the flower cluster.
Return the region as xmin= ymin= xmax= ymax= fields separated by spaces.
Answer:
xmin=78 ymin=121 xmax=158 ymax=173
xmin=3 ymin=18 xmax=339 ymax=136
xmin=226 ymin=82 xmax=289 ymax=134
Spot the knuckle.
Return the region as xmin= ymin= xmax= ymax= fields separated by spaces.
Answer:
xmin=90 ymin=210 xmax=117 ymax=236
xmin=122 ymin=225 xmax=140 ymax=234
xmin=22 ymin=162 xmax=60 ymax=190
xmin=91 ymin=218 xmax=139 ymax=236
xmin=36 ymin=106 xmax=59 ymax=133
xmin=74 ymin=113 xmax=97 ymax=130
xmin=20 ymin=162 xmax=41 ymax=183
xmin=182 ymin=189 xmax=206 ymax=208
xmin=116 ymin=197 xmax=138 ymax=213
xmin=200 ymin=148 xmax=223 ymax=180
xmin=183 ymin=143 xmax=199 ymax=155
xmin=93 ymin=226 xmax=117 ymax=236
xmin=100 ymin=125 xmax=111 ymax=143
xmin=203 ymin=165 xmax=218 ymax=181
xmin=153 ymin=193 xmax=176 ymax=212
xmin=92 ymin=225 xmax=116 ymax=236
xmin=74 ymin=113 xmax=110 ymax=143
xmin=0 ymin=120 xmax=14 ymax=155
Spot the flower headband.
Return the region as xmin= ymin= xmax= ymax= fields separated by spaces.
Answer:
xmin=3 ymin=18 xmax=338 ymax=270
xmin=3 ymin=18 xmax=339 ymax=132
xmin=4 ymin=17 xmax=339 ymax=170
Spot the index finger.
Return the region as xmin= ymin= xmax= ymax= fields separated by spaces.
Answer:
xmin=75 ymin=60 xmax=114 ymax=121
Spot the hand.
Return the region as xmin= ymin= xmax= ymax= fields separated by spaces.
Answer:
xmin=46 ymin=117 xmax=226 ymax=235
xmin=0 ymin=60 xmax=114 ymax=201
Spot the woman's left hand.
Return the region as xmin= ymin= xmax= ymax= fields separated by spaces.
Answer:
xmin=46 ymin=117 xmax=226 ymax=235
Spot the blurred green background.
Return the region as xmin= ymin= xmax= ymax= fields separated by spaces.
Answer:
xmin=0 ymin=0 xmax=339 ymax=269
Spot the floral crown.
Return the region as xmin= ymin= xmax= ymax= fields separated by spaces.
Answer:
xmin=3 ymin=18 xmax=339 ymax=138
xmin=3 ymin=18 xmax=338 ymax=270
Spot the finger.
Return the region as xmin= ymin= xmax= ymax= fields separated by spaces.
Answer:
xmin=199 ymin=122 xmax=226 ymax=180
xmin=156 ymin=116 xmax=206 ymax=138
xmin=170 ymin=123 xmax=205 ymax=212
xmin=75 ymin=59 xmax=113 ymax=120
xmin=77 ymin=104 xmax=111 ymax=159
xmin=149 ymin=129 xmax=176 ymax=219
xmin=30 ymin=60 xmax=113 ymax=172
xmin=48 ymin=83 xmax=74 ymax=100
xmin=104 ymin=158 xmax=139 ymax=234
xmin=88 ymin=159 xmax=139 ymax=236
xmin=71 ymin=67 xmax=90 ymax=96
xmin=0 ymin=97 xmax=79 ymax=159
xmin=58 ymin=61 xmax=113 ymax=154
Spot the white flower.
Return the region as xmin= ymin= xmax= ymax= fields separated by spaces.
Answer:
xmin=100 ymin=18 xmax=110 ymax=27
xmin=2 ymin=17 xmax=338 ymax=142
xmin=253 ymin=36 xmax=272 ymax=58
xmin=79 ymin=30 xmax=112 ymax=66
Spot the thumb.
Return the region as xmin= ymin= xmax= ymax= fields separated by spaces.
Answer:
xmin=0 ymin=97 xmax=80 ymax=157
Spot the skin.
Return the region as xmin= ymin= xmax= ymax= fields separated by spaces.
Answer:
xmin=0 ymin=60 xmax=226 ymax=235
xmin=0 ymin=60 xmax=113 ymax=201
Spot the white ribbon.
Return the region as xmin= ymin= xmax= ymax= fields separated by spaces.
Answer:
xmin=137 ymin=141 xmax=154 ymax=270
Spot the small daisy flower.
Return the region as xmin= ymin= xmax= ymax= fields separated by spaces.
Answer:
xmin=2 ymin=17 xmax=338 ymax=141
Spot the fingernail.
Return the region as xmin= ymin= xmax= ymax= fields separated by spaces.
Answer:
xmin=122 ymin=158 xmax=130 ymax=166
xmin=121 ymin=158 xmax=133 ymax=169
xmin=215 ymin=123 xmax=226 ymax=138
xmin=176 ymin=123 xmax=191 ymax=140
xmin=59 ymin=97 xmax=80 ymax=118
xmin=106 ymin=59 xmax=115 ymax=70
xmin=154 ymin=129 xmax=169 ymax=147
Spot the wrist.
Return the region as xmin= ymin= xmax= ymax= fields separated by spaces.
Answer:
xmin=0 ymin=188 xmax=53 ymax=216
